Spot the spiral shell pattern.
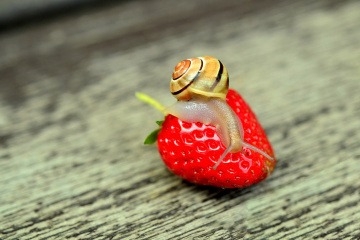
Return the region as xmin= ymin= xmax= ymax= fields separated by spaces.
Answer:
xmin=170 ymin=56 xmax=229 ymax=101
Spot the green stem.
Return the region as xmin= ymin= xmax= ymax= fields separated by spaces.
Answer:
xmin=135 ymin=92 xmax=166 ymax=114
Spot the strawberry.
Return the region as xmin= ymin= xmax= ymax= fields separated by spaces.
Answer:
xmin=140 ymin=89 xmax=276 ymax=188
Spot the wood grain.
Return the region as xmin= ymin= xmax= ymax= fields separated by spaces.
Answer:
xmin=0 ymin=0 xmax=359 ymax=239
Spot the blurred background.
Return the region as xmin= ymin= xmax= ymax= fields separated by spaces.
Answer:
xmin=0 ymin=0 xmax=359 ymax=239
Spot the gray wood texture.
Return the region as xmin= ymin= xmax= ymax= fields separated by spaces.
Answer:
xmin=0 ymin=0 xmax=359 ymax=239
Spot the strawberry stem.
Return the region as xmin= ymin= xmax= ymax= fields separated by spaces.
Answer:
xmin=136 ymin=92 xmax=167 ymax=145
xmin=135 ymin=92 xmax=166 ymax=114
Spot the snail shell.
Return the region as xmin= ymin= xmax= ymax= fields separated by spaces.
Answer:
xmin=170 ymin=56 xmax=229 ymax=101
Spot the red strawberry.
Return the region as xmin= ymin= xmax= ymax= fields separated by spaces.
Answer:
xmin=156 ymin=89 xmax=276 ymax=188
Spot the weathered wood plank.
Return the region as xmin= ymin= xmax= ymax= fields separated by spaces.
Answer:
xmin=0 ymin=0 xmax=359 ymax=239
xmin=0 ymin=0 xmax=119 ymax=31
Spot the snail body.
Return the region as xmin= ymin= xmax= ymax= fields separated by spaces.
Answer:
xmin=166 ymin=56 xmax=273 ymax=169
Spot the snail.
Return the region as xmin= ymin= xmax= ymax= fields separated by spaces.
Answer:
xmin=165 ymin=56 xmax=274 ymax=169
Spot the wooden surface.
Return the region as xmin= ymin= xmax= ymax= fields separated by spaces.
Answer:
xmin=1 ymin=0 xmax=360 ymax=239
